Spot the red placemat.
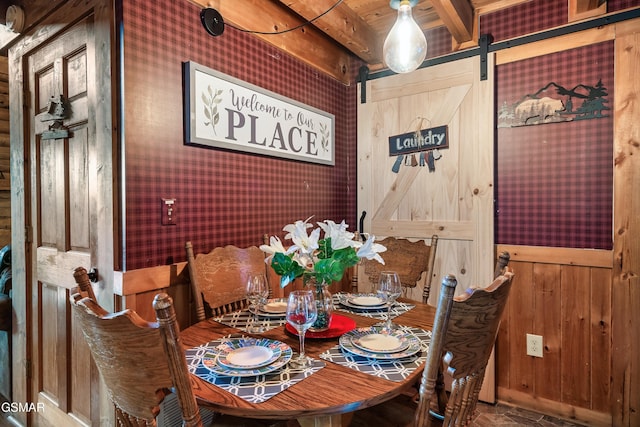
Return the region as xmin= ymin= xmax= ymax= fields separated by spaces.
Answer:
xmin=285 ymin=313 xmax=356 ymax=339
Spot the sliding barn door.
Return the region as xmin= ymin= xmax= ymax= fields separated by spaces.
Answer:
xmin=357 ymin=54 xmax=496 ymax=399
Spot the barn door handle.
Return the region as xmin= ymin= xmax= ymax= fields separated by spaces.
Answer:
xmin=358 ymin=211 xmax=367 ymax=241
xmin=87 ymin=268 xmax=99 ymax=283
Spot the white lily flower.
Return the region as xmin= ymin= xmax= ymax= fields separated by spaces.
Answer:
xmin=357 ymin=234 xmax=387 ymax=264
xmin=318 ymin=220 xmax=356 ymax=250
xmin=259 ymin=236 xmax=288 ymax=263
xmin=284 ymin=218 xmax=320 ymax=254
xmin=318 ymin=219 xmax=346 ymax=235
xmin=283 ymin=217 xmax=313 ymax=239
xmin=293 ymin=252 xmax=314 ymax=270
xmin=261 ymin=218 xmax=386 ymax=288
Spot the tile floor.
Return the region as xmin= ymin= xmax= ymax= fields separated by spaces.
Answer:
xmin=344 ymin=393 xmax=590 ymax=427
xmin=472 ymin=401 xmax=588 ymax=427
xmin=0 ymin=398 xmax=590 ymax=427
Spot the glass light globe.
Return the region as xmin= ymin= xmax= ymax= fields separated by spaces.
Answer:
xmin=383 ymin=0 xmax=427 ymax=74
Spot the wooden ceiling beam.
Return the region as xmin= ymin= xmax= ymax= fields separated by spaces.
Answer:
xmin=568 ymin=0 xmax=607 ymax=21
xmin=429 ymin=0 xmax=474 ymax=43
xmin=574 ymin=0 xmax=605 ymax=13
xmin=187 ymin=0 xmax=353 ymax=85
xmin=278 ymin=0 xmax=384 ymax=64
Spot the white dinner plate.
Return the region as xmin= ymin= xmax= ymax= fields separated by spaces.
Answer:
xmin=202 ymin=339 xmax=292 ymax=377
xmin=340 ymin=298 xmax=388 ymax=311
xmin=216 ymin=341 xmax=282 ymax=369
xmin=248 ymin=298 xmax=288 ymax=318
xmin=339 ymin=327 xmax=421 ymax=360
xmin=349 ymin=295 xmax=385 ymax=307
xmin=351 ymin=331 xmax=410 ymax=353
xmin=261 ymin=299 xmax=288 ymax=314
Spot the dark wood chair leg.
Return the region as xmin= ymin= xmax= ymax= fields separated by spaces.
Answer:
xmin=432 ymin=363 xmax=448 ymax=420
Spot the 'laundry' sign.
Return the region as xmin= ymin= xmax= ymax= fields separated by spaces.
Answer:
xmin=184 ymin=61 xmax=335 ymax=166
xmin=388 ymin=125 xmax=448 ymax=156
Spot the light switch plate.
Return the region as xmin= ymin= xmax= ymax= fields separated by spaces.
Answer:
xmin=161 ymin=198 xmax=176 ymax=225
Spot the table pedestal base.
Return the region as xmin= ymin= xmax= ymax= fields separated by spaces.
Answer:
xmin=298 ymin=413 xmax=353 ymax=427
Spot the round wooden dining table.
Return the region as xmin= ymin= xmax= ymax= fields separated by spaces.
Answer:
xmin=179 ymin=299 xmax=436 ymax=427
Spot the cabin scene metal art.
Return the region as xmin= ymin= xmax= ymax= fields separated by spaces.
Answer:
xmin=498 ymin=80 xmax=610 ymax=128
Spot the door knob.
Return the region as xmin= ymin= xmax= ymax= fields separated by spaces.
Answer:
xmin=87 ymin=268 xmax=99 ymax=283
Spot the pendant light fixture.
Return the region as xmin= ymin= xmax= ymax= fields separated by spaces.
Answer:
xmin=383 ymin=0 xmax=427 ymax=74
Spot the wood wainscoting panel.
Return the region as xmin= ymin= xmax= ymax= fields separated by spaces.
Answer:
xmin=114 ymin=282 xmax=191 ymax=329
xmin=590 ymin=267 xmax=612 ymax=413
xmin=496 ymin=245 xmax=613 ymax=425
xmin=114 ymin=262 xmax=355 ymax=329
xmin=560 ymin=265 xmax=592 ymax=408
xmin=114 ymin=262 xmax=193 ymax=328
xmin=533 ymin=262 xmax=561 ymax=403
xmin=502 ymin=260 xmax=535 ymax=395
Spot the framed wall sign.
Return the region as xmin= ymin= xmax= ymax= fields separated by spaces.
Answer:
xmin=184 ymin=61 xmax=335 ymax=165
xmin=388 ymin=125 xmax=449 ymax=156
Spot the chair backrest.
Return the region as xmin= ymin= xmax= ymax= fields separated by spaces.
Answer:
xmin=359 ymin=235 xmax=438 ymax=302
xmin=71 ymin=267 xmax=202 ymax=427
xmin=185 ymin=241 xmax=268 ymax=321
xmin=415 ymin=268 xmax=515 ymax=426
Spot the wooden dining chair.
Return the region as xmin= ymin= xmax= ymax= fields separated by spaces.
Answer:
xmin=73 ymin=267 xmax=291 ymax=427
xmin=429 ymin=250 xmax=511 ymax=417
xmin=349 ymin=268 xmax=515 ymax=427
xmin=185 ymin=241 xmax=268 ymax=321
xmin=419 ymin=268 xmax=515 ymax=426
xmin=358 ymin=235 xmax=438 ymax=302
xmin=71 ymin=267 xmax=204 ymax=427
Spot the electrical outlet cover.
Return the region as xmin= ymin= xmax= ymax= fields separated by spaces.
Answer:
xmin=526 ymin=333 xmax=543 ymax=358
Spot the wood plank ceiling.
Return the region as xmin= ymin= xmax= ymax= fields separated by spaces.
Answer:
xmin=185 ymin=0 xmax=606 ymax=84
xmin=0 ymin=0 xmax=608 ymax=83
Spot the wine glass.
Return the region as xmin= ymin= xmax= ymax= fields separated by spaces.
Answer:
xmin=245 ymin=273 xmax=269 ymax=333
xmin=376 ymin=271 xmax=402 ymax=332
xmin=286 ymin=290 xmax=317 ymax=368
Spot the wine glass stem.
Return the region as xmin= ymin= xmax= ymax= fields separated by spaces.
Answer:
xmin=249 ymin=303 xmax=261 ymax=332
xmin=298 ymin=332 xmax=306 ymax=360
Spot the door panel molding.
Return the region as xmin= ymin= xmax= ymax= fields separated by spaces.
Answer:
xmin=36 ymin=248 xmax=90 ymax=289
xmin=370 ymin=219 xmax=475 ymax=241
xmin=9 ymin=0 xmax=115 ymax=425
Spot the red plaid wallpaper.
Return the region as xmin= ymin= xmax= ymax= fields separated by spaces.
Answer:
xmin=481 ymin=0 xmax=639 ymax=44
xmin=480 ymin=0 xmax=567 ymax=43
xmin=120 ymin=0 xmax=623 ymax=269
xmin=481 ymin=0 xmax=616 ymax=249
xmin=494 ymin=42 xmax=614 ymax=249
xmin=609 ymin=0 xmax=640 ymax=12
xmin=425 ymin=26 xmax=454 ymax=59
xmin=121 ymin=0 xmax=358 ymax=269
